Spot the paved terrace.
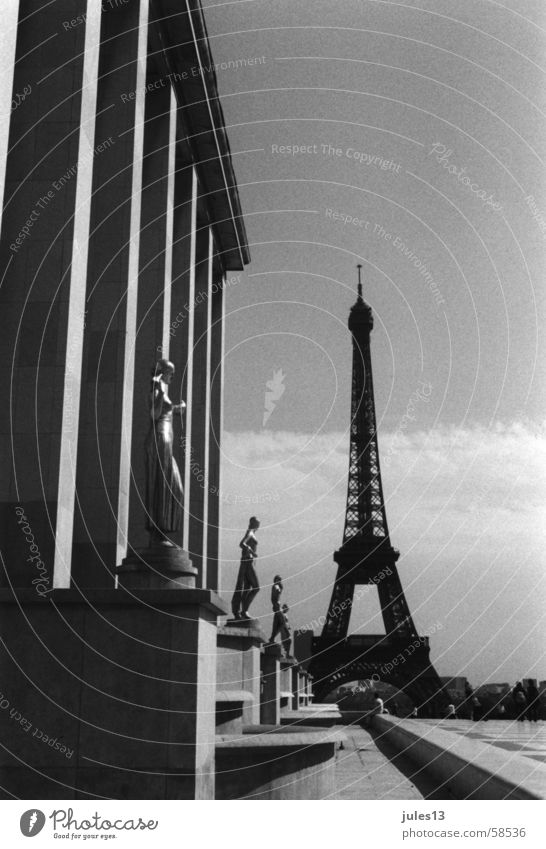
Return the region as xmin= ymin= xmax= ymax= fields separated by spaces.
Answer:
xmin=417 ymin=720 xmax=546 ymax=764
xmin=332 ymin=725 xmax=425 ymax=800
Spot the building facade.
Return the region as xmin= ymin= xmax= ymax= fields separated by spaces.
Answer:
xmin=0 ymin=0 xmax=250 ymax=594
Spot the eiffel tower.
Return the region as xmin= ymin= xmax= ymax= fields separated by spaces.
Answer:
xmin=309 ymin=267 xmax=448 ymax=717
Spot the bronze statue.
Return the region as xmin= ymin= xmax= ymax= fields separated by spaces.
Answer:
xmin=145 ymin=359 xmax=185 ymax=546
xmin=269 ymin=574 xmax=292 ymax=657
xmin=280 ymin=604 xmax=292 ymax=658
xmin=231 ymin=516 xmax=260 ymax=618
xmin=269 ymin=574 xmax=283 ymax=633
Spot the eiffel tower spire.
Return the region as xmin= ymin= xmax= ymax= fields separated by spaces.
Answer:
xmin=343 ymin=264 xmax=389 ymax=544
xmin=308 ymin=269 xmax=448 ymax=716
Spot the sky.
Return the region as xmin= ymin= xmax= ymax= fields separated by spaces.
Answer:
xmin=1 ymin=0 xmax=544 ymax=687
xmin=201 ymin=0 xmax=546 ymax=686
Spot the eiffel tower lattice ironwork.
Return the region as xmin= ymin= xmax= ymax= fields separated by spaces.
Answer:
xmin=309 ymin=267 xmax=447 ymax=716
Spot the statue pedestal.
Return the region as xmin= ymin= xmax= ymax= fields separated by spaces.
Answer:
xmin=260 ymin=642 xmax=282 ymax=725
xmin=301 ymin=670 xmax=314 ymax=707
xmin=0 ymin=580 xmax=226 ymax=800
xmin=291 ymin=661 xmax=308 ymax=710
xmin=295 ymin=667 xmax=312 ymax=708
xmin=217 ymin=620 xmax=267 ymax=724
xmin=116 ymin=543 xmax=197 ymax=589
xmin=280 ymin=656 xmax=300 ymax=713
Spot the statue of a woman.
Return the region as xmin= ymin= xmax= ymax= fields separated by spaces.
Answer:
xmin=145 ymin=359 xmax=185 ymax=546
xmin=231 ymin=516 xmax=260 ymax=618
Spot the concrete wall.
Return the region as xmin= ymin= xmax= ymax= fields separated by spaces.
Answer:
xmin=0 ymin=588 xmax=223 ymax=799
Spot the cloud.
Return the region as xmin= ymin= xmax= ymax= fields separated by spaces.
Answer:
xmin=219 ymin=421 xmax=546 ymax=683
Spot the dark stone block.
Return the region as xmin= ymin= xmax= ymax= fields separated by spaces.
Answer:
xmin=0 ymin=589 xmax=225 ymax=798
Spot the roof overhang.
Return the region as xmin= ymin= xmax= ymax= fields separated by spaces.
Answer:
xmin=151 ymin=0 xmax=250 ymax=270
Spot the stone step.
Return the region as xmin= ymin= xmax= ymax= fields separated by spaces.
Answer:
xmin=216 ymin=724 xmax=346 ymax=799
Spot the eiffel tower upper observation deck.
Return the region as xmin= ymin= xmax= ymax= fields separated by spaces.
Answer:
xmin=309 ymin=268 xmax=447 ymax=715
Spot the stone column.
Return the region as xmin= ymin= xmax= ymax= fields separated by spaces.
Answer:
xmin=0 ymin=0 xmax=97 ymax=591
xmin=71 ymin=0 xmax=149 ymax=587
xmin=306 ymin=672 xmax=314 ymax=705
xmin=0 ymin=3 xmax=18 ymax=195
xmin=160 ymin=88 xmax=177 ymax=357
xmin=261 ymin=643 xmax=282 ymax=725
xmin=280 ymin=657 xmax=298 ymax=713
xmin=126 ymin=73 xmax=174 ymax=555
xmin=169 ymin=166 xmax=197 ymax=550
xmin=187 ymin=225 xmax=213 ymax=585
xmin=206 ymin=267 xmax=225 ymax=593
xmin=53 ymin=4 xmax=102 ymax=588
xmin=291 ymin=664 xmax=301 ymax=711
xmin=217 ymin=622 xmax=267 ymax=725
xmin=298 ymin=669 xmax=311 ymax=707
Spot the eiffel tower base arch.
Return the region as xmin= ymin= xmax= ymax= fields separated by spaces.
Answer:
xmin=309 ymin=640 xmax=448 ymax=718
